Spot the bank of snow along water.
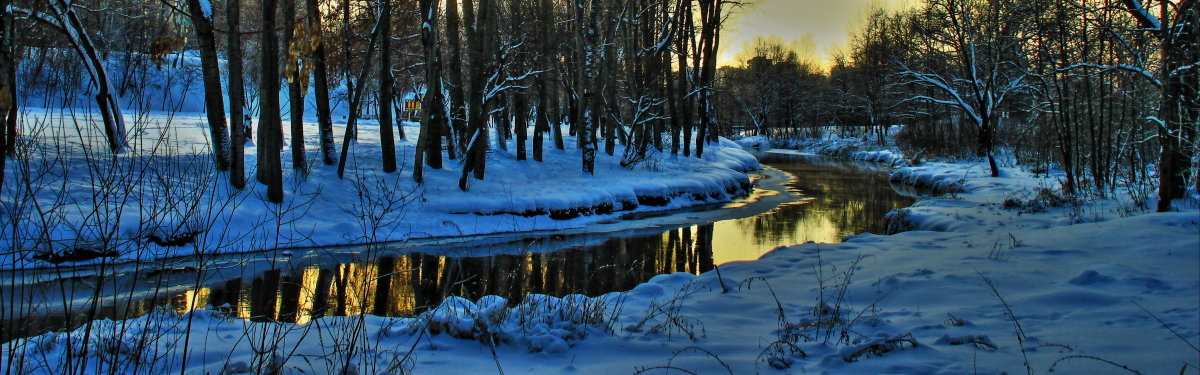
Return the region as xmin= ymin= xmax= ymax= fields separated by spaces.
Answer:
xmin=2 ymin=107 xmax=760 ymax=269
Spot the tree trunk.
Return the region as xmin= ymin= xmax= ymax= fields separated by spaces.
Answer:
xmin=260 ymin=0 xmax=285 ymax=203
xmin=533 ymin=91 xmax=547 ymax=161
xmin=678 ymin=0 xmax=694 ymax=157
xmin=667 ymin=49 xmax=680 ymax=156
xmin=309 ymin=0 xmax=336 ymax=165
xmin=445 ymin=0 xmax=467 ymax=159
xmin=515 ymin=92 xmax=528 ymax=161
xmin=378 ymin=0 xmax=397 ymax=173
xmin=185 ymin=0 xmax=230 ymax=171
xmin=580 ymin=0 xmax=598 ymax=174
xmin=335 ymin=7 xmax=383 ymax=179
xmin=551 ymin=78 xmax=565 ymax=150
xmin=415 ymin=0 xmax=447 ymax=183
xmin=0 ymin=6 xmax=16 ymax=192
xmin=978 ymin=116 xmax=999 ymax=177
xmin=341 ymin=0 xmax=357 ymax=140
xmin=531 ymin=0 xmax=552 ymax=161
xmin=51 ymin=0 xmax=127 ymax=153
xmin=495 ymin=96 xmax=509 ymax=151
xmin=283 ymin=0 xmax=307 ymax=171
xmin=227 ymin=0 xmax=247 ymax=189
xmin=694 ymin=0 xmax=720 ymax=158
xmin=1156 ymin=3 xmax=1199 ymax=211
xmin=459 ymin=0 xmax=491 ymax=190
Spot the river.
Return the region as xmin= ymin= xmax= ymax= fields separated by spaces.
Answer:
xmin=0 ymin=151 xmax=919 ymax=340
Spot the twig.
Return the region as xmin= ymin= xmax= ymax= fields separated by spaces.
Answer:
xmin=977 ymin=270 xmax=1033 ymax=375
xmin=1131 ymin=300 xmax=1200 ymax=353
xmin=1048 ymin=355 xmax=1145 ymax=375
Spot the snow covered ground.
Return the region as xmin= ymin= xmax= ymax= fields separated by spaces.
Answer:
xmin=4 ymin=142 xmax=1195 ymax=374
xmin=0 ymin=108 xmax=757 ymax=269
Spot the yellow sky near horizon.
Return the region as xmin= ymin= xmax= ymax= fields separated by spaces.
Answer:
xmin=719 ymin=0 xmax=920 ymax=69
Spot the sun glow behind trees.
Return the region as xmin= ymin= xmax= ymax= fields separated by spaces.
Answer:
xmin=720 ymin=0 xmax=921 ymax=69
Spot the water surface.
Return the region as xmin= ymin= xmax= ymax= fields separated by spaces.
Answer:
xmin=0 ymin=152 xmax=917 ymax=340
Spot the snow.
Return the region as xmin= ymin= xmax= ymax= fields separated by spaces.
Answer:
xmin=1123 ymin=0 xmax=1162 ymax=30
xmin=736 ymin=131 xmax=908 ymax=166
xmin=4 ymin=139 xmax=1195 ymax=374
xmin=888 ymin=164 xmax=965 ymax=194
xmin=1 ymin=107 xmax=757 ymax=269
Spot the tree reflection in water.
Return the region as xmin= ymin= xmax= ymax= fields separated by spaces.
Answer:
xmin=171 ymin=225 xmax=720 ymax=325
xmin=1 ymin=153 xmax=917 ymax=339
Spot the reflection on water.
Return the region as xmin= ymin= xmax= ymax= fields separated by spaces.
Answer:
xmin=1 ymin=152 xmax=917 ymax=342
xmin=712 ymin=152 xmax=916 ymax=263
xmin=207 ymin=226 xmax=717 ymax=325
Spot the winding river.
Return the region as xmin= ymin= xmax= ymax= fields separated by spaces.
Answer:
xmin=0 ymin=151 xmax=919 ymax=341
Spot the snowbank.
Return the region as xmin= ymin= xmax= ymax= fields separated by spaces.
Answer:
xmin=888 ymin=164 xmax=965 ymax=195
xmin=736 ymin=133 xmax=908 ymax=166
xmin=1 ymin=108 xmax=758 ymax=269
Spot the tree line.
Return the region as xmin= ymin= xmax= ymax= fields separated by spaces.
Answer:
xmin=3 ymin=0 xmax=1194 ymax=211
xmin=717 ymin=0 xmax=1197 ymax=212
xmin=0 ymin=0 xmax=741 ymax=202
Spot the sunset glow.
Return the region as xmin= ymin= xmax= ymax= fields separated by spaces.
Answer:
xmin=720 ymin=0 xmax=919 ymax=67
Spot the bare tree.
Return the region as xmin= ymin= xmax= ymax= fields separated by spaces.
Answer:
xmin=283 ymin=0 xmax=308 ymax=171
xmin=693 ymin=0 xmax=728 ymax=158
xmin=0 ymin=1 xmax=17 ymax=191
xmin=335 ymin=3 xmax=384 ymax=179
xmin=1118 ymin=0 xmax=1199 ymax=210
xmin=676 ymin=0 xmax=695 ymax=156
xmin=378 ymin=0 xmax=398 ymax=173
xmin=898 ymin=0 xmax=1033 ymax=177
xmin=510 ymin=0 xmax=530 ymax=161
xmin=260 ymin=0 xmax=285 ymax=203
xmin=458 ymin=0 xmax=493 ymax=190
xmin=309 ymin=0 xmax=337 ymax=165
xmin=532 ymin=0 xmax=555 ymax=162
xmin=11 ymin=0 xmax=127 ymax=153
xmin=414 ymin=0 xmax=447 ymax=183
xmin=578 ymin=0 xmax=600 ymax=174
xmin=227 ymin=0 xmax=248 ymax=189
xmin=445 ymin=0 xmax=467 ymax=160
xmin=177 ymin=0 xmax=232 ymax=171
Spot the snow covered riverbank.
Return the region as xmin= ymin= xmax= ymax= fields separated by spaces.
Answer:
xmin=0 ymin=108 xmax=757 ymax=269
xmin=4 ymin=144 xmax=1195 ymax=374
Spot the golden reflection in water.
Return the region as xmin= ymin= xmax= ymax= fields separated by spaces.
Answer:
xmin=172 ymin=288 xmax=211 ymax=314
xmin=160 ymin=228 xmax=726 ymax=325
xmin=4 ymin=153 xmax=916 ymax=339
xmin=713 ymin=153 xmax=916 ymax=265
xmin=155 ymin=156 xmax=908 ymax=324
xmin=294 ymin=267 xmax=321 ymax=325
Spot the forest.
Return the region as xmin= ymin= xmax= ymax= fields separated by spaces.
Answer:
xmin=0 ymin=0 xmax=1195 ymax=209
xmin=0 ymin=0 xmax=731 ymax=201
xmin=0 ymin=0 xmax=1197 ymax=374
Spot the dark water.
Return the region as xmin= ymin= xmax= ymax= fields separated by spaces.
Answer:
xmin=0 ymin=152 xmax=917 ymax=340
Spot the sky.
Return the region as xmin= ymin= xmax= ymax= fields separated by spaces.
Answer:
xmin=719 ymin=0 xmax=919 ymax=68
